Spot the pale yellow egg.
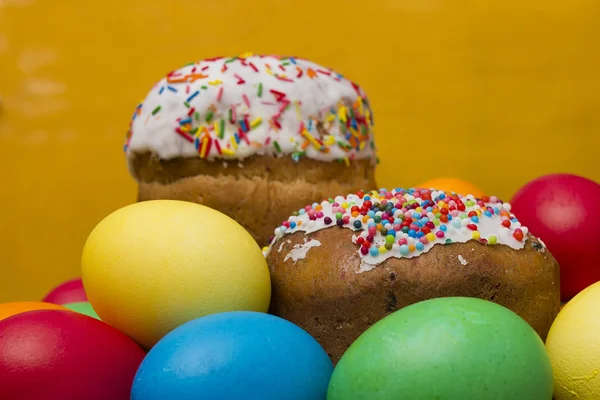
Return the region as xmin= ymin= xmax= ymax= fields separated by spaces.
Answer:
xmin=546 ymin=281 xmax=600 ymax=400
xmin=81 ymin=200 xmax=271 ymax=348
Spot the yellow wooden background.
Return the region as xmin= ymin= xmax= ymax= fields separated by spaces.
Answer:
xmin=1 ymin=0 xmax=599 ymax=302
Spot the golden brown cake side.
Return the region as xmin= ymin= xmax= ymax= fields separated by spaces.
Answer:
xmin=267 ymin=229 xmax=560 ymax=363
xmin=132 ymin=153 xmax=376 ymax=243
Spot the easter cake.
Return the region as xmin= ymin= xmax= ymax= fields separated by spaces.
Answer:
xmin=264 ymin=188 xmax=561 ymax=363
xmin=124 ymin=53 xmax=377 ymax=244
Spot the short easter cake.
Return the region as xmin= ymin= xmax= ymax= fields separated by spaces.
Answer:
xmin=124 ymin=53 xmax=377 ymax=244
xmin=264 ymin=188 xmax=561 ymax=363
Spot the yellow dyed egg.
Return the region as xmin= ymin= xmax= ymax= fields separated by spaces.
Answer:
xmin=546 ymin=281 xmax=600 ymax=400
xmin=82 ymin=200 xmax=271 ymax=348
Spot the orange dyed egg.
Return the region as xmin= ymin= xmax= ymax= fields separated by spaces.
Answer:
xmin=0 ymin=301 xmax=69 ymax=321
xmin=415 ymin=177 xmax=485 ymax=198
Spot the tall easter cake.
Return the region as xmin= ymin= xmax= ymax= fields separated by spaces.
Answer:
xmin=124 ymin=53 xmax=377 ymax=244
xmin=265 ymin=188 xmax=561 ymax=363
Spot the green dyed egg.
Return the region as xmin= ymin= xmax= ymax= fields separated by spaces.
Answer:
xmin=63 ymin=302 xmax=101 ymax=320
xmin=327 ymin=297 xmax=552 ymax=400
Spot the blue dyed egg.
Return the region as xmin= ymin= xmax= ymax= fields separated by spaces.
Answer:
xmin=131 ymin=311 xmax=333 ymax=400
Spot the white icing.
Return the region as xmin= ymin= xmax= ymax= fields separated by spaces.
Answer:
xmin=536 ymin=237 xmax=547 ymax=253
xmin=125 ymin=53 xmax=375 ymax=168
xmin=265 ymin=189 xmax=530 ymax=269
xmin=284 ymin=238 xmax=322 ymax=263
xmin=458 ymin=255 xmax=468 ymax=265
xmin=357 ymin=259 xmax=377 ymax=274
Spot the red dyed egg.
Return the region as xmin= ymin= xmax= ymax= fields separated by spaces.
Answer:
xmin=511 ymin=174 xmax=600 ymax=300
xmin=0 ymin=310 xmax=146 ymax=400
xmin=42 ymin=278 xmax=87 ymax=305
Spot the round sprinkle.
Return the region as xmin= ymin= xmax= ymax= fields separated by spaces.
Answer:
xmin=268 ymin=188 xmax=528 ymax=264
xmin=399 ymin=245 xmax=409 ymax=255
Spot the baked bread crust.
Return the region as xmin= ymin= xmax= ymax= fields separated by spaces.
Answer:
xmin=267 ymin=223 xmax=560 ymax=363
xmin=132 ymin=152 xmax=377 ymax=243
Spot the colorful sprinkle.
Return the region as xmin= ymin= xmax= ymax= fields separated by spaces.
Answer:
xmin=242 ymin=94 xmax=251 ymax=108
xmin=266 ymin=188 xmax=530 ymax=266
xmin=199 ymin=137 xmax=209 ymax=158
xmin=187 ymin=91 xmax=200 ymax=102
xmin=251 ymin=117 xmax=262 ymax=129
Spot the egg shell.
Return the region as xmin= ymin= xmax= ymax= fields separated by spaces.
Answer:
xmin=0 ymin=301 xmax=69 ymax=321
xmin=327 ymin=297 xmax=553 ymax=400
xmin=0 ymin=309 xmax=146 ymax=400
xmin=42 ymin=277 xmax=88 ymax=305
xmin=131 ymin=311 xmax=333 ymax=400
xmin=63 ymin=301 xmax=100 ymax=320
xmin=81 ymin=200 xmax=271 ymax=348
xmin=510 ymin=173 xmax=600 ymax=300
xmin=546 ymin=280 xmax=600 ymax=400
xmin=415 ymin=177 xmax=485 ymax=198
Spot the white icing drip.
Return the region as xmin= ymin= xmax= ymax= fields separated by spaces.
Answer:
xmin=125 ymin=54 xmax=375 ymax=167
xmin=265 ymin=189 xmax=530 ymax=269
xmin=357 ymin=259 xmax=377 ymax=274
xmin=458 ymin=255 xmax=468 ymax=265
xmin=537 ymin=237 xmax=547 ymax=252
xmin=284 ymin=239 xmax=322 ymax=263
